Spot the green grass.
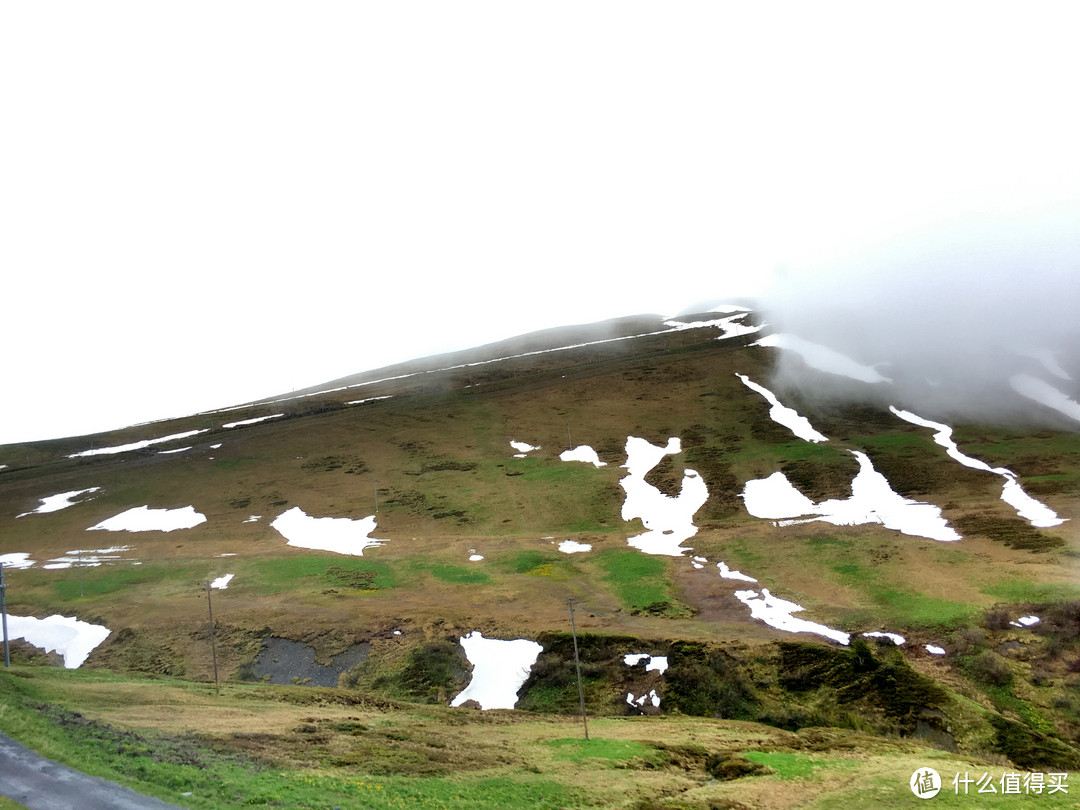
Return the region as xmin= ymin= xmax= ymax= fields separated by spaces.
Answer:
xmin=982 ymin=579 xmax=1080 ymax=603
xmin=544 ymin=737 xmax=658 ymax=763
xmin=251 ymin=556 xmax=400 ymax=594
xmin=594 ymin=549 xmax=691 ymax=617
xmin=743 ymin=750 xmax=822 ymax=780
xmin=415 ymin=562 xmax=492 ymax=585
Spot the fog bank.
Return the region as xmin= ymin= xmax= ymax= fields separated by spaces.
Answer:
xmin=760 ymin=206 xmax=1080 ymax=427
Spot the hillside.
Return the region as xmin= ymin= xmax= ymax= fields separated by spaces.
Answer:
xmin=2 ymin=306 xmax=1080 ymax=808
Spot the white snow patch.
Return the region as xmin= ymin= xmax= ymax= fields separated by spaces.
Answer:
xmin=736 ymin=374 xmax=828 ymax=442
xmin=862 ymin=631 xmax=906 ymax=646
xmin=623 ymin=653 xmax=668 ymax=675
xmin=158 ymin=447 xmax=191 ymax=455
xmin=1011 ymin=615 xmax=1040 ymax=627
xmin=890 ymin=407 xmax=1065 ymax=528
xmin=17 ymin=487 xmax=101 ymax=518
xmin=222 ymin=414 xmax=285 ymax=429
xmin=626 ymin=689 xmax=661 ymax=707
xmin=68 ymin=430 xmax=208 ymax=458
xmin=0 ymin=553 xmax=34 ymax=570
xmin=646 ymin=656 xmax=668 ymax=675
xmin=210 ymin=443 xmax=222 ymax=449
xmin=271 ymin=507 xmax=386 ymax=556
xmin=469 ymin=554 xmax=484 ymax=562
xmin=558 ymin=540 xmax=592 ymax=554
xmin=1000 ymin=478 xmax=1065 ymax=528
xmin=620 ymin=437 xmax=708 ymax=556
xmin=664 ymin=313 xmax=763 ymax=340
xmin=450 ymin=632 xmax=543 ymax=710
xmin=346 ymin=395 xmax=393 ymax=406
xmin=6 ymin=614 xmax=111 ymax=668
xmin=1010 ymin=374 xmax=1080 ymax=423
xmin=216 ymin=553 xmax=237 ymax=557
xmin=925 ymin=645 xmax=946 ymax=655
xmin=743 ymin=451 xmax=960 ymax=542
xmin=560 ymin=446 xmax=606 ymax=467
xmin=734 ymin=588 xmax=850 ymax=645
xmin=754 ymin=333 xmax=891 ymax=383
xmin=510 ymin=441 xmax=541 ymax=455
xmin=717 ymin=562 xmax=758 ymax=582
xmin=243 ymin=515 xmax=262 ymax=523
xmin=1015 ymin=348 xmax=1072 ymax=381
xmin=210 ymin=574 xmax=234 ymax=590
xmin=88 ymin=506 xmax=207 ymax=533
xmin=44 ymin=546 xmax=134 ymax=569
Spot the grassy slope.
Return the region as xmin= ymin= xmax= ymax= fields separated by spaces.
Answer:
xmin=3 ymin=664 xmax=1076 ymax=810
xmin=2 ymin=313 xmax=1080 ymax=806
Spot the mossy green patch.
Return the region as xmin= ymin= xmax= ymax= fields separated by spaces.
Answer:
xmin=982 ymin=579 xmax=1080 ymax=603
xmin=595 ymin=549 xmax=692 ymax=618
xmin=544 ymin=737 xmax=657 ymax=762
xmin=742 ymin=750 xmax=821 ymax=780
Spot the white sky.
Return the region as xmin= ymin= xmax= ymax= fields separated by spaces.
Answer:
xmin=4 ymin=2 xmax=1080 ymax=445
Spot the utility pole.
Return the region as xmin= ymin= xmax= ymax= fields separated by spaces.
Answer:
xmin=566 ymin=422 xmax=573 ymax=451
xmin=373 ymin=478 xmax=379 ymax=513
xmin=567 ymin=598 xmax=589 ymax=740
xmin=205 ymin=581 xmax=219 ymax=694
xmin=1 ymin=563 xmax=9 ymax=668
xmin=78 ymin=550 xmax=83 ymax=598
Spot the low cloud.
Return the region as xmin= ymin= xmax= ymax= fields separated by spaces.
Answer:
xmin=759 ymin=204 xmax=1080 ymax=427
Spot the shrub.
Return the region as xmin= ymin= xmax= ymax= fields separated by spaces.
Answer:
xmin=970 ymin=651 xmax=1014 ymax=687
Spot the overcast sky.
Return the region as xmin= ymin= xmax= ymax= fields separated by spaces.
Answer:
xmin=3 ymin=3 xmax=1080 ymax=445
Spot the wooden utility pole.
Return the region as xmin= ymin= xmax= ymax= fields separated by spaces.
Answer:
xmin=567 ymin=597 xmax=589 ymax=740
xmin=566 ymin=422 xmax=573 ymax=451
xmin=1 ymin=563 xmax=9 ymax=668
xmin=205 ymin=581 xmax=219 ymax=694
xmin=373 ymin=478 xmax=379 ymax=513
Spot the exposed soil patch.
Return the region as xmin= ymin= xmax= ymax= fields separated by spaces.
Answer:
xmin=251 ymin=638 xmax=371 ymax=687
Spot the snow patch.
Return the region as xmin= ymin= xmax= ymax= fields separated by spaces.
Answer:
xmin=925 ymin=645 xmax=946 ymax=656
xmin=0 ymin=553 xmax=34 ymax=570
xmin=210 ymin=574 xmax=234 ymax=590
xmin=510 ymin=441 xmax=541 ymax=457
xmin=222 ymin=414 xmax=285 ymax=429
xmin=620 ymin=437 xmax=708 ymax=556
xmin=6 ymin=614 xmax=111 ymax=668
xmin=558 ymin=540 xmax=592 ymax=554
xmin=743 ymin=451 xmax=959 ymax=542
xmin=469 ymin=554 xmax=484 ymax=562
xmin=734 ymin=588 xmax=850 ymax=645
xmin=17 ymin=487 xmax=101 ymax=518
xmin=754 ymin=333 xmax=891 ymax=383
xmin=270 ymin=507 xmax=387 ymax=556
xmin=450 ymin=632 xmax=542 ymax=710
xmin=626 ymin=690 xmax=661 ymax=707
xmin=736 ymin=374 xmax=828 ymax=442
xmin=717 ymin=562 xmax=757 ymax=582
xmin=862 ymin=631 xmax=906 ymax=646
xmin=88 ymin=506 xmax=206 ymax=533
xmin=44 ymin=546 xmax=134 ymax=569
xmin=560 ymin=446 xmax=606 ymax=467
xmin=1011 ymin=615 xmax=1040 ymax=628
xmin=68 ymin=430 xmax=208 ymax=458
xmin=1010 ymin=374 xmax=1080 ymax=423
xmin=890 ymin=407 xmax=1064 ymax=528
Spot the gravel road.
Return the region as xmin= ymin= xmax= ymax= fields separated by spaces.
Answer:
xmin=0 ymin=732 xmax=184 ymax=810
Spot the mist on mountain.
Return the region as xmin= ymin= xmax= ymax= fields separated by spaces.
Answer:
xmin=759 ymin=204 xmax=1080 ymax=427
